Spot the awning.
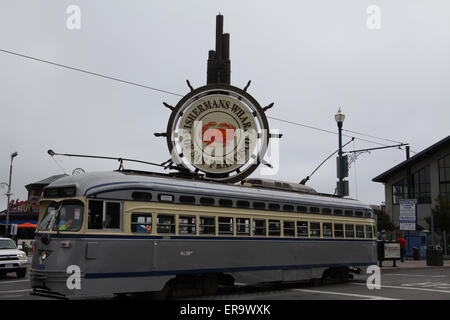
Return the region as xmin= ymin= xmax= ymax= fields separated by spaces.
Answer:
xmin=18 ymin=222 xmax=37 ymax=228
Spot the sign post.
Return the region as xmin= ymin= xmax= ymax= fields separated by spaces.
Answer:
xmin=155 ymin=14 xmax=278 ymax=183
xmin=399 ymin=199 xmax=417 ymax=258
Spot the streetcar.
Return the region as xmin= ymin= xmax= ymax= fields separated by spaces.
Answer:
xmin=30 ymin=169 xmax=377 ymax=299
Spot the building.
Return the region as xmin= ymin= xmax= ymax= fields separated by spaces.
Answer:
xmin=0 ymin=174 xmax=67 ymax=238
xmin=372 ymin=135 xmax=450 ymax=236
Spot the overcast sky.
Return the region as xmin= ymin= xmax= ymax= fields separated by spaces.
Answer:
xmin=0 ymin=0 xmax=449 ymax=210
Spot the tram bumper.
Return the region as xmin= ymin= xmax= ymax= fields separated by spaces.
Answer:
xmin=30 ymin=268 xmax=84 ymax=299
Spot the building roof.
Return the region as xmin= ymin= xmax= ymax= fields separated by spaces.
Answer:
xmin=372 ymin=135 xmax=450 ymax=183
xmin=25 ymin=174 xmax=68 ymax=191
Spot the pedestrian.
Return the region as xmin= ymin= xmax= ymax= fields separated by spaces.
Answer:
xmin=21 ymin=241 xmax=29 ymax=256
xmin=397 ymin=236 xmax=407 ymax=262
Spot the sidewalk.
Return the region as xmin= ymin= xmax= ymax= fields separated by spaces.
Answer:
xmin=380 ymin=258 xmax=450 ymax=271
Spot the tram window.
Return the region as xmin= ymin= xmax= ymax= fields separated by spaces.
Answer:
xmin=88 ymin=200 xmax=103 ymax=229
xmin=323 ymin=223 xmax=333 ymax=237
xmin=334 ymin=224 xmax=344 ymax=238
xmin=132 ymin=192 xmax=152 ymax=201
xmin=219 ymin=199 xmax=233 ymax=207
xmin=345 ymin=224 xmax=355 ymax=238
xmin=236 ymin=218 xmax=250 ymax=235
xmin=252 ymin=219 xmax=266 ymax=236
xmin=268 ymin=220 xmax=281 ymax=236
xmin=297 ymin=206 xmax=308 ymax=213
xmin=297 ymin=221 xmax=308 ymax=237
xmin=131 ymin=213 xmax=152 ymax=233
xmin=200 ymin=197 xmax=215 ymax=206
xmin=199 ymin=216 xmax=215 ymax=235
xmin=322 ymin=208 xmax=332 ymax=215
xmin=157 ymin=214 xmax=175 ymax=234
xmin=364 ymin=211 xmax=372 ymax=218
xmin=344 ymin=210 xmax=353 ymax=217
xmin=219 ymin=217 xmax=233 ymax=235
xmin=309 ymin=222 xmax=321 ymax=237
xmin=283 ymin=221 xmax=295 ymax=237
xmin=355 ymin=211 xmax=363 ymax=217
xmin=334 ymin=209 xmax=343 ymax=216
xmin=268 ymin=203 xmax=280 ymax=211
xmin=365 ymin=225 xmax=373 ymax=239
xmin=237 ymin=200 xmax=250 ymax=208
xmin=283 ymin=205 xmax=294 ymax=212
xmin=179 ymin=215 xmax=196 ymax=234
xmin=356 ymin=225 xmax=365 ymax=238
xmin=253 ymin=202 xmax=266 ymax=210
xmin=180 ymin=196 xmax=196 ymax=204
xmin=310 ymin=207 xmax=320 ymax=213
xmin=104 ymin=202 xmax=121 ymax=229
xmin=52 ymin=200 xmax=84 ymax=232
xmin=38 ymin=202 xmax=59 ymax=231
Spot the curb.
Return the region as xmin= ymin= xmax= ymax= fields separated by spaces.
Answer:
xmin=381 ymin=265 xmax=450 ymax=271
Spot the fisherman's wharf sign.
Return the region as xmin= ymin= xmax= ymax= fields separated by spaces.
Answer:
xmin=166 ymin=85 xmax=270 ymax=182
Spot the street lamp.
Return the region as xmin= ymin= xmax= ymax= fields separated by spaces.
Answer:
xmin=335 ymin=108 xmax=345 ymax=197
xmin=4 ymin=152 xmax=18 ymax=238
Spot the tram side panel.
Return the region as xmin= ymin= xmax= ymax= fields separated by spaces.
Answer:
xmin=31 ymin=235 xmax=173 ymax=298
xmin=153 ymin=238 xmax=377 ymax=283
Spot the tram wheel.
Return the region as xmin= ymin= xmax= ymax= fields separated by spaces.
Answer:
xmin=321 ymin=267 xmax=349 ymax=285
xmin=201 ymin=274 xmax=218 ymax=296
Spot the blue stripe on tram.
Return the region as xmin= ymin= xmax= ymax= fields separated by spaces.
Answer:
xmin=85 ymin=262 xmax=376 ymax=279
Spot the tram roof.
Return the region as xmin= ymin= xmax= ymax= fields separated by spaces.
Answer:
xmin=44 ymin=170 xmax=372 ymax=211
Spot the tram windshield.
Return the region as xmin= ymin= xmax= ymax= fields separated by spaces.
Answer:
xmin=52 ymin=200 xmax=84 ymax=232
xmin=37 ymin=201 xmax=60 ymax=231
xmin=37 ymin=200 xmax=84 ymax=232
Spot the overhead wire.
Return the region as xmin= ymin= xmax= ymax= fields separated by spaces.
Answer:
xmin=0 ymin=47 xmax=411 ymax=151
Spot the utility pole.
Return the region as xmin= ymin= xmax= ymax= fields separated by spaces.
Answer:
xmin=335 ymin=108 xmax=346 ymax=197
xmin=5 ymin=152 xmax=18 ymax=238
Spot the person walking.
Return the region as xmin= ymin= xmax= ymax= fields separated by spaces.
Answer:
xmin=397 ymin=236 xmax=407 ymax=262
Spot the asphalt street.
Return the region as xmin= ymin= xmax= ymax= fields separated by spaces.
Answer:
xmin=1 ymin=266 xmax=450 ymax=300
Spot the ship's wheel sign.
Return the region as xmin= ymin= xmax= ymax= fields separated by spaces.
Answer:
xmin=163 ymin=84 xmax=271 ymax=183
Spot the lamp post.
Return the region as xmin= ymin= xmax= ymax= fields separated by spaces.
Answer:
xmin=5 ymin=152 xmax=18 ymax=238
xmin=335 ymin=108 xmax=345 ymax=197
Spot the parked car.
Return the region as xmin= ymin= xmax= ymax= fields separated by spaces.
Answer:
xmin=0 ymin=238 xmax=28 ymax=278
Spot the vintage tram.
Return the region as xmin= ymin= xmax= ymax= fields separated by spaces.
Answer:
xmin=30 ymin=170 xmax=377 ymax=299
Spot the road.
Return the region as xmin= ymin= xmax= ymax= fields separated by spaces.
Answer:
xmin=2 ymin=267 xmax=450 ymax=300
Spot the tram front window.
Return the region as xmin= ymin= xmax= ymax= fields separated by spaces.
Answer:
xmin=52 ymin=200 xmax=84 ymax=232
xmin=37 ymin=202 xmax=60 ymax=231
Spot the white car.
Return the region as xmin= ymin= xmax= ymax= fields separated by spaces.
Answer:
xmin=0 ymin=238 xmax=28 ymax=278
